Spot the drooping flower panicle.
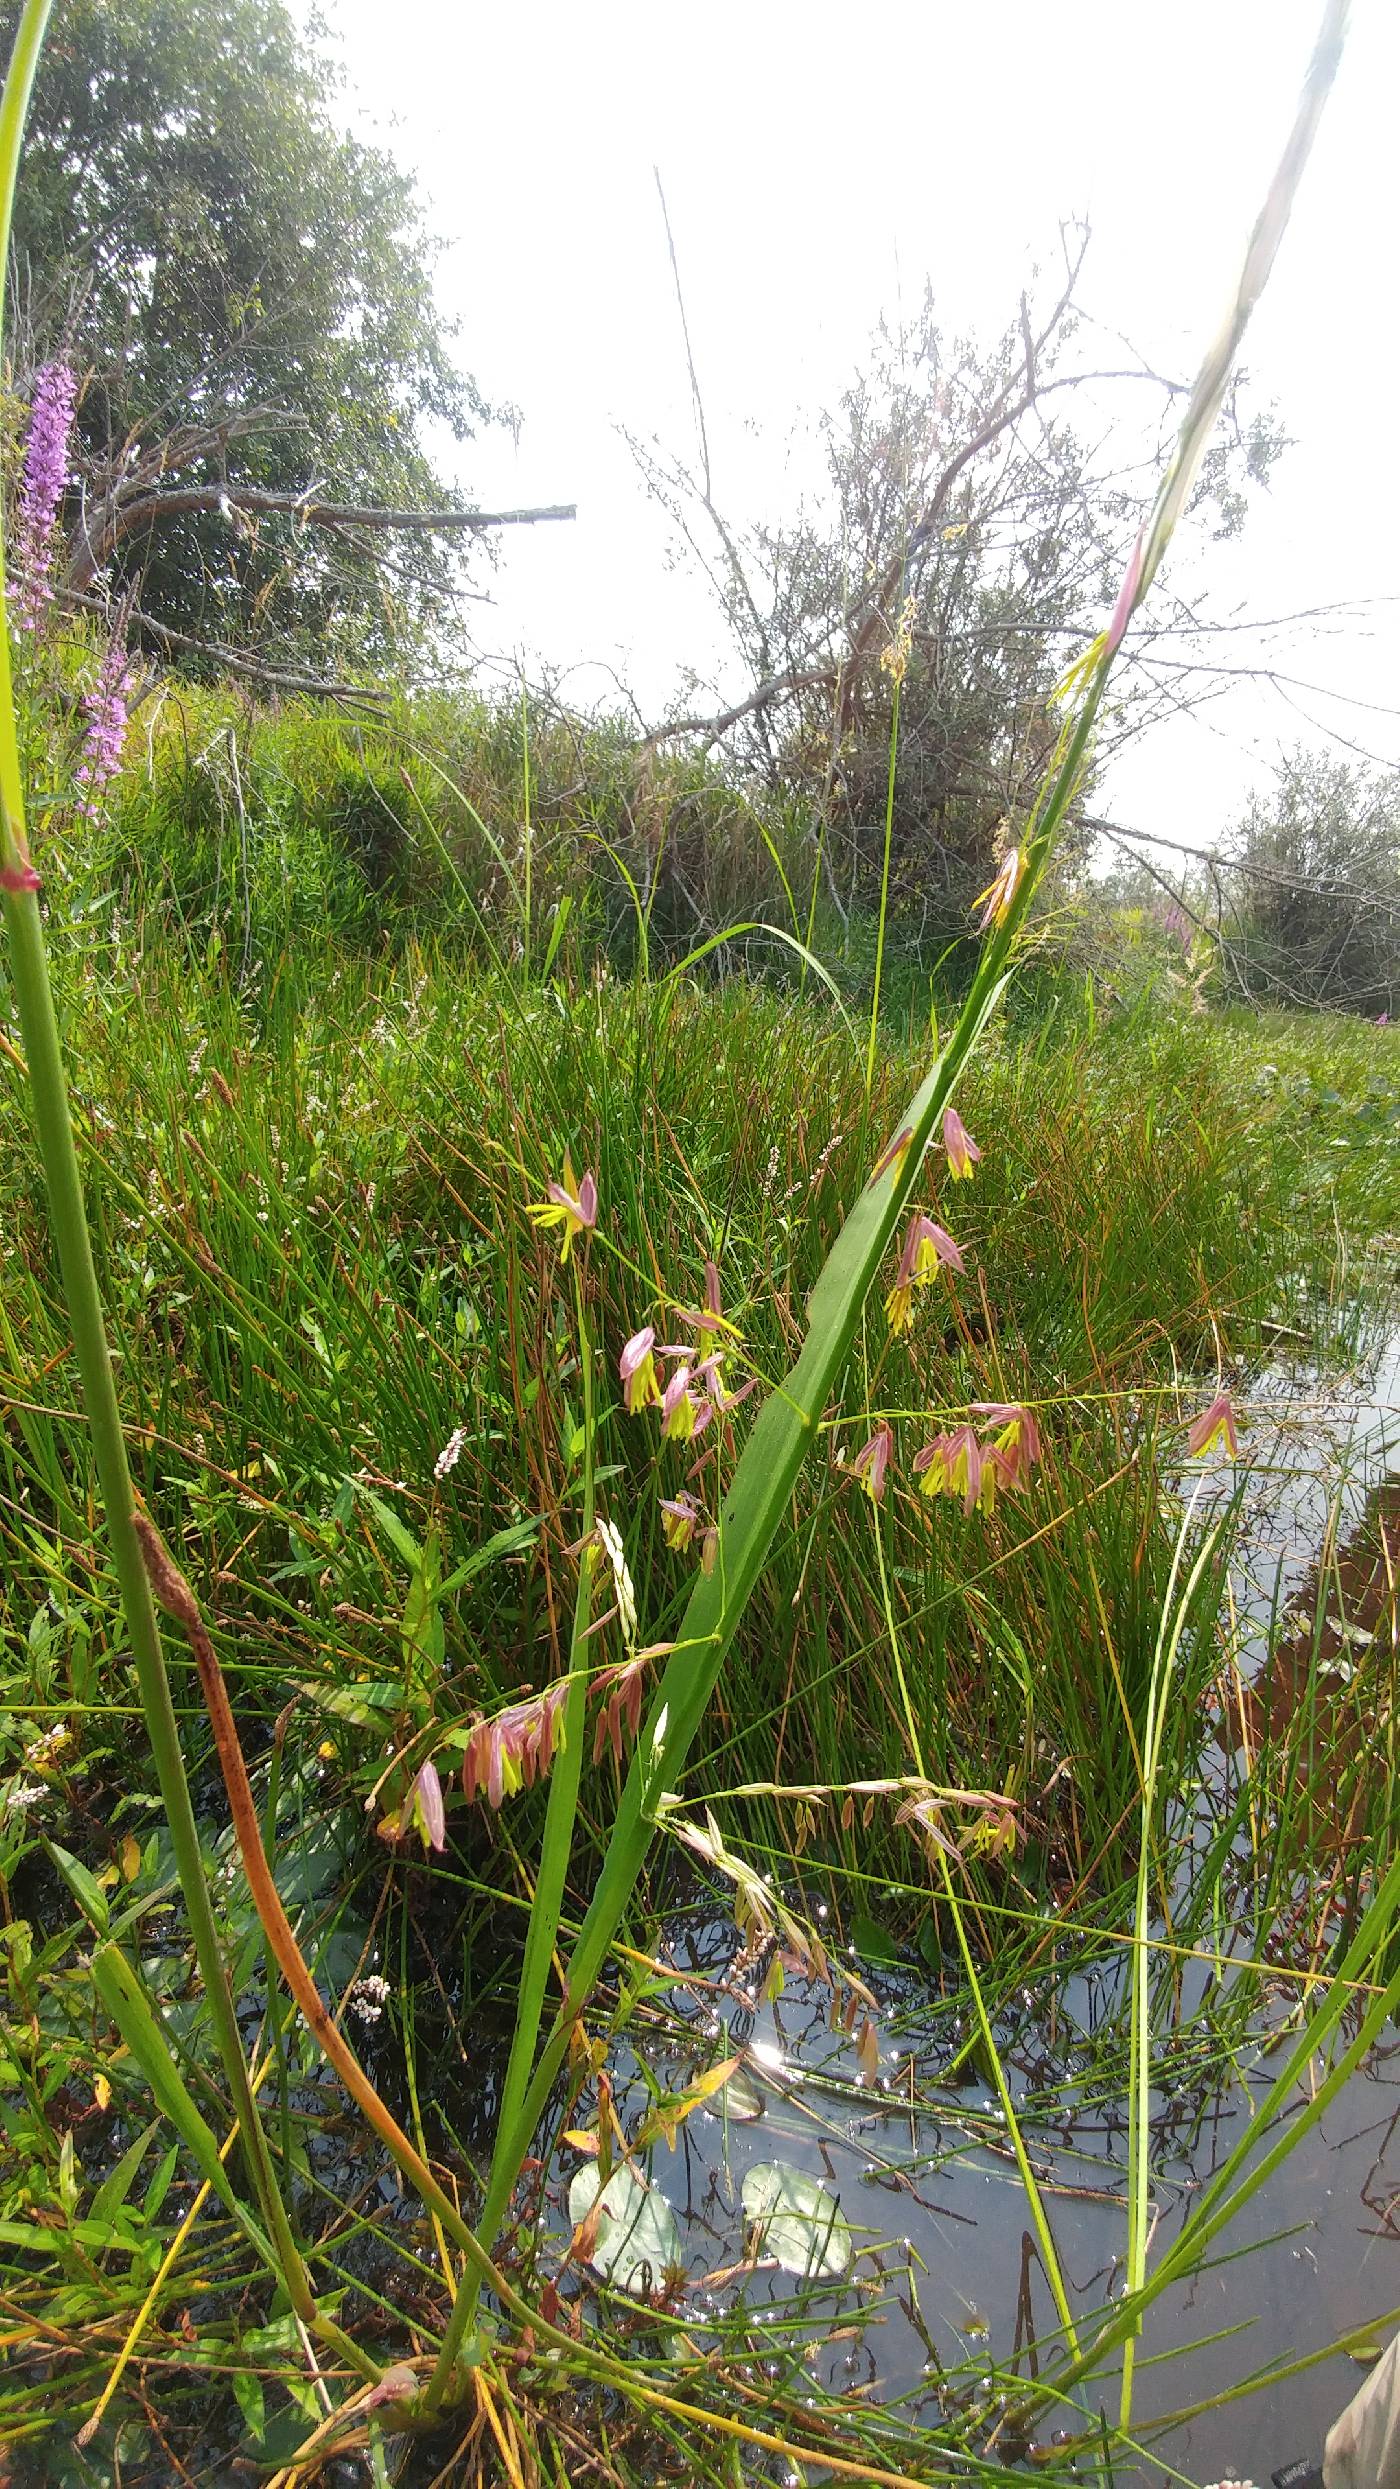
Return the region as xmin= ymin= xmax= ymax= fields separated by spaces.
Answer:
xmin=1187 ymin=1392 xmax=1241 ymax=1460
xmin=411 ymin=1757 xmax=446 ymax=1852
xmin=591 ymin=1654 xmax=648 ymax=1767
xmin=525 ymin=1152 xmax=597 ymax=1262
xmin=659 ymin=1488 xmax=702 ymax=1552
xmin=461 ymin=1681 xmax=569 ymax=1808
xmin=973 ymin=843 xmax=1025 ymax=933
xmin=941 ymin=1106 xmax=981 ymax=1180
xmin=851 ymin=1423 xmax=894 ymax=1504
xmin=972 ymin=1402 xmax=1042 ymax=1490
xmin=619 ymin=1326 xmax=662 ymax=1414
xmin=914 ymin=1425 xmax=989 ymax=1516
xmin=884 ymin=1211 xmax=964 ymax=1334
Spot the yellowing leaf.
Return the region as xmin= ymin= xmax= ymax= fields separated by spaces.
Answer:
xmin=93 ymin=2073 xmax=111 ymax=2111
xmin=636 ymin=2056 xmax=741 ymax=2152
xmin=119 ymin=1834 xmax=141 ymax=1883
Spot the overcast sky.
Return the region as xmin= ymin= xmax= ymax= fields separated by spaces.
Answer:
xmin=299 ymin=0 xmax=1398 ymax=855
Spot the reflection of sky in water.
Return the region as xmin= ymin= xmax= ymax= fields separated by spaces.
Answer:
xmin=549 ymin=1323 xmax=1400 ymax=2486
xmin=1198 ymin=1318 xmax=1400 ymax=1656
xmin=549 ymin=1905 xmax=1398 ymax=2488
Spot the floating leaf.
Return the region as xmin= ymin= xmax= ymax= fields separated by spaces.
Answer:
xmin=706 ymin=2065 xmax=764 ymax=2124
xmin=741 ymin=2160 xmax=852 ymax=2279
xmin=636 ymin=2055 xmax=741 ymax=2151
xmin=850 ymin=1911 xmax=902 ymax=1967
xmin=567 ymin=2162 xmax=681 ymax=2296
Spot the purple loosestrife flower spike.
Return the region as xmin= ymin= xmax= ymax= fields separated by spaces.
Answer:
xmin=13 ymin=362 xmax=76 ymax=631
xmin=942 ymin=1106 xmax=981 ymax=1179
xmin=1187 ymin=1392 xmax=1241 ymax=1459
xmin=76 ymin=636 xmax=131 ymax=815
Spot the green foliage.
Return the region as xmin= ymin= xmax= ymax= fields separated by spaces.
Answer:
xmin=57 ymin=677 xmax=802 ymax=970
xmin=1229 ymin=744 xmax=1400 ymax=1017
xmin=2 ymin=0 xmax=493 ymax=661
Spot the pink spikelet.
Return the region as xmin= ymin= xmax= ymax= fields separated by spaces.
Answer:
xmin=12 ymin=362 xmax=76 ymax=631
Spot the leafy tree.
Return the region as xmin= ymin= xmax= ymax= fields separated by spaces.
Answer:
xmin=1 ymin=0 xmax=510 ymax=668
xmin=1230 ymin=746 xmax=1400 ymax=1016
xmin=640 ymin=244 xmax=1282 ymax=953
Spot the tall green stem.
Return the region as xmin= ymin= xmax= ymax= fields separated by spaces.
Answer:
xmin=0 ymin=0 xmax=306 ymax=2308
xmin=865 ymin=665 xmax=902 ymax=1092
xmin=427 ymin=1262 xmax=599 ymax=2398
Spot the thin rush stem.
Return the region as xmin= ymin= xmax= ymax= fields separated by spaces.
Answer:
xmin=429 ymin=1265 xmax=601 ymax=2397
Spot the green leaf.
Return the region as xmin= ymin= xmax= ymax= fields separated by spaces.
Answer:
xmin=567 ymin=2162 xmax=681 ymax=2296
xmin=436 ymin=1516 xmax=540 ymax=1600
xmin=231 ymin=2368 xmax=266 ymax=2442
xmin=850 ymin=1912 xmax=902 ymax=1967
xmin=400 ymin=1520 xmax=444 ymax=1677
xmin=358 ymin=1485 xmax=423 ymax=1573
xmin=741 ymin=2160 xmax=852 ymax=2280
xmin=90 ymin=2118 xmax=158 ymax=2227
xmin=43 ymin=1841 xmax=110 ymax=1936
xmin=306 ymin=1679 xmax=402 ymax=1726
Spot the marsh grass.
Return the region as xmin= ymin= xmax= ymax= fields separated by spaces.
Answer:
xmin=0 ymin=929 xmax=1395 ymax=2473
xmin=2 ymin=0 xmax=1396 ymax=2469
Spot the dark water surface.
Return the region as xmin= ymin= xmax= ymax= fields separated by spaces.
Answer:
xmin=520 ymin=1325 xmax=1400 ymax=2485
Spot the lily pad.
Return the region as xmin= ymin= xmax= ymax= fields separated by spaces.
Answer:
xmin=740 ymin=2159 xmax=852 ymax=2279
xmin=567 ymin=2162 xmax=682 ymax=2296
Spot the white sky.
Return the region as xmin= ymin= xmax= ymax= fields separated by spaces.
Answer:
xmin=300 ymin=0 xmax=1399 ymax=855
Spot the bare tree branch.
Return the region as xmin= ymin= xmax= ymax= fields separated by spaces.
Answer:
xmin=67 ymin=484 xmax=576 ymax=593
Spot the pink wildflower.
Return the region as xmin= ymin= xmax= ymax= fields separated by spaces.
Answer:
xmin=884 ymin=1212 xmax=964 ymax=1334
xmin=973 ymin=844 xmax=1025 ymax=932
xmin=660 ymin=1488 xmax=702 ymax=1552
xmin=869 ymin=1125 xmax=914 ymax=1189
xmin=694 ymin=1350 xmax=753 ymax=1418
xmin=677 ymin=1258 xmax=730 ymax=1338
xmin=411 ymin=1758 xmax=446 ymax=1852
xmin=942 ymin=1106 xmax=981 ymax=1180
xmin=1187 ymin=1392 xmax=1241 ymax=1460
xmin=591 ymin=1654 xmax=648 ymax=1767
xmin=461 ymin=1681 xmax=569 ymax=1808
xmin=619 ymin=1326 xmax=662 ymax=1414
xmin=914 ymin=1425 xmax=988 ymax=1516
xmin=851 ymin=1423 xmax=894 ymax=1504
xmin=525 ymin=1153 xmax=597 ymax=1263
xmin=661 ymin=1363 xmax=708 ymax=1441
xmin=973 ymin=1402 xmax=1042 ymax=1490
